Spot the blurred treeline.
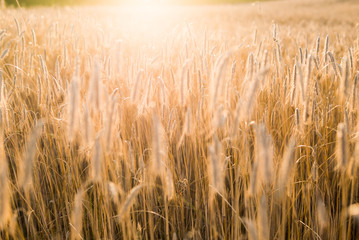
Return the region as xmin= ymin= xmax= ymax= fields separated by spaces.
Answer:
xmin=4 ymin=0 xmax=260 ymax=7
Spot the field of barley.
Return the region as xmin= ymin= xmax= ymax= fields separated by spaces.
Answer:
xmin=0 ymin=0 xmax=359 ymax=239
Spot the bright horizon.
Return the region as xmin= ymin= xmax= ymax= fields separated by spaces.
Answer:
xmin=3 ymin=0 xmax=268 ymax=7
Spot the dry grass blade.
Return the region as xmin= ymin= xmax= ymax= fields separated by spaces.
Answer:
xmin=180 ymin=60 xmax=191 ymax=106
xmin=315 ymin=36 xmax=320 ymax=59
xmin=316 ymin=198 xmax=329 ymax=231
xmin=88 ymin=59 xmax=101 ymax=111
xmin=244 ymin=218 xmax=258 ymax=240
xmin=211 ymin=53 xmax=230 ymax=108
xmin=255 ymin=124 xmax=273 ymax=185
xmin=82 ymin=103 xmax=91 ymax=145
xmin=230 ymin=97 xmax=242 ymax=138
xmin=295 ymin=59 xmax=305 ymax=105
xmin=248 ymin=161 xmax=259 ymax=197
xmin=340 ymin=56 xmax=349 ymax=103
xmin=304 ymin=55 xmax=312 ymax=96
xmin=71 ymin=189 xmax=84 ymax=240
xmin=31 ymin=29 xmax=36 ymax=46
xmin=243 ymin=53 xmax=254 ymax=86
xmin=290 ymin=64 xmax=297 ymax=105
xmin=352 ymin=73 xmax=359 ymax=108
xmin=241 ymin=67 xmax=269 ymax=121
xmin=177 ymin=106 xmax=191 ymax=149
xmin=272 ymin=23 xmax=277 ymax=41
xmin=208 ymin=134 xmax=225 ymax=201
xmin=104 ymin=91 xmax=118 ymax=152
xmin=335 ymin=122 xmax=348 ymax=170
xmin=0 ymin=125 xmax=10 ymax=228
xmin=213 ymin=104 xmax=227 ymax=130
xmin=107 ymin=181 xmax=119 ymax=203
xmin=19 ymin=120 xmax=43 ymax=191
xmin=0 ymin=48 xmax=9 ymax=59
xmin=91 ymin=137 xmax=102 ymax=182
xmin=165 ymin=167 xmax=175 ymax=200
xmin=131 ymin=69 xmax=144 ymax=103
xmin=324 ymin=35 xmax=329 ymax=59
xmin=117 ymin=184 xmax=143 ymax=220
xmin=276 ymin=137 xmax=296 ymax=199
xmin=151 ymin=113 xmax=167 ymax=178
xmin=327 ymin=52 xmax=339 ymax=77
xmin=183 ymin=106 xmax=192 ymax=135
xmin=67 ymin=65 xmax=80 ymax=142
xmin=257 ymin=195 xmax=269 ymax=240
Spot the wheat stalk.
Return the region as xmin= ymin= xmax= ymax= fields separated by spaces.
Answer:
xmin=316 ymin=198 xmax=329 ymax=231
xmin=230 ymin=97 xmax=242 ymax=139
xmin=91 ymin=137 xmax=102 ymax=182
xmin=295 ymin=59 xmax=304 ymax=105
xmin=19 ymin=120 xmax=43 ymax=191
xmin=340 ymin=56 xmax=349 ymax=103
xmin=180 ymin=60 xmax=191 ymax=106
xmin=71 ymin=189 xmax=84 ymax=240
xmin=165 ymin=167 xmax=175 ymax=200
xmin=276 ymin=137 xmax=296 ymax=199
xmin=82 ymin=103 xmax=91 ymax=145
xmin=245 ymin=218 xmax=259 ymax=240
xmin=257 ymin=195 xmax=269 ymax=240
xmin=304 ymin=55 xmax=312 ymax=98
xmin=131 ymin=69 xmax=144 ymax=103
xmin=0 ymin=48 xmax=9 ymax=60
xmin=243 ymin=53 xmax=254 ymax=87
xmin=104 ymin=92 xmax=118 ymax=152
xmin=335 ymin=122 xmax=348 ymax=170
xmin=290 ymin=64 xmax=297 ymax=105
xmin=272 ymin=23 xmax=277 ymax=41
xmin=0 ymin=124 xmax=10 ymax=228
xmin=67 ymin=61 xmax=80 ymax=141
xmin=241 ymin=67 xmax=269 ymax=121
xmin=151 ymin=113 xmax=167 ymax=178
xmin=88 ymin=59 xmax=101 ymax=111
xmin=327 ymin=52 xmax=339 ymax=77
xmin=211 ymin=53 xmax=230 ymax=109
xmin=208 ymin=134 xmax=225 ymax=201
xmin=315 ymin=36 xmax=320 ymax=60
xmin=248 ymin=161 xmax=259 ymax=197
xmin=348 ymin=47 xmax=353 ymax=72
xmin=116 ymin=184 xmax=143 ymax=220
xmin=255 ymin=124 xmax=273 ymax=185
xmin=352 ymin=73 xmax=359 ymax=108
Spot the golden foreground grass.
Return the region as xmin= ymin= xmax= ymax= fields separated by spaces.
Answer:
xmin=0 ymin=0 xmax=359 ymax=239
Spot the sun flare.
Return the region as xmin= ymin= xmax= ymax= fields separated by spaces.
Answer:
xmin=125 ymin=0 xmax=171 ymax=6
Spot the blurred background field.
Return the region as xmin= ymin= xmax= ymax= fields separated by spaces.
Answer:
xmin=4 ymin=0 xmax=271 ymax=7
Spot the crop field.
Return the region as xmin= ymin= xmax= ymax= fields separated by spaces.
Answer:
xmin=0 ymin=0 xmax=359 ymax=239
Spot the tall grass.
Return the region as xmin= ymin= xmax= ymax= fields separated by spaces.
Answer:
xmin=0 ymin=1 xmax=358 ymax=239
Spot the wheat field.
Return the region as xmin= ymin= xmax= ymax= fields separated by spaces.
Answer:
xmin=0 ymin=0 xmax=359 ymax=239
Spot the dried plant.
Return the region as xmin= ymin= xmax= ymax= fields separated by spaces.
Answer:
xmin=71 ymin=189 xmax=84 ymax=240
xmin=19 ymin=121 xmax=43 ymax=191
xmin=336 ymin=122 xmax=348 ymax=170
xmin=0 ymin=2 xmax=357 ymax=239
xmin=0 ymin=125 xmax=10 ymax=228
